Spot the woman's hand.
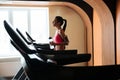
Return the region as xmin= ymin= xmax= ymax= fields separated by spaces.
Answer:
xmin=49 ymin=41 xmax=55 ymax=45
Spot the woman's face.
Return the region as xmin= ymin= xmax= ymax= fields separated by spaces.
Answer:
xmin=52 ymin=18 xmax=58 ymax=27
xmin=52 ymin=18 xmax=62 ymax=28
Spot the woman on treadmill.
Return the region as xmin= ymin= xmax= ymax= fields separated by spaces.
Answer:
xmin=50 ymin=16 xmax=69 ymax=50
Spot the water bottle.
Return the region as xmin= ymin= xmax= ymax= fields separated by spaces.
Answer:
xmin=49 ymin=37 xmax=54 ymax=49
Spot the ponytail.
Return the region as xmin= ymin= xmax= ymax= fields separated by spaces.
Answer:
xmin=63 ymin=19 xmax=67 ymax=32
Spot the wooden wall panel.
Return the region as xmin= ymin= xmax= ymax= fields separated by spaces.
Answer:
xmin=85 ymin=0 xmax=115 ymax=65
xmin=116 ymin=0 xmax=120 ymax=64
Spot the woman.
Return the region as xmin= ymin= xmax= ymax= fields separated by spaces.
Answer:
xmin=50 ymin=16 xmax=69 ymax=50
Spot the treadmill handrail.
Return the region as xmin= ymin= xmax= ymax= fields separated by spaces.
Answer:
xmin=16 ymin=28 xmax=32 ymax=45
xmin=26 ymin=31 xmax=35 ymax=43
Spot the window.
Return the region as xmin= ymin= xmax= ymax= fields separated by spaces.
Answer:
xmin=0 ymin=7 xmax=49 ymax=57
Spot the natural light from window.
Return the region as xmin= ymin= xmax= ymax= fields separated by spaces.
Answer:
xmin=0 ymin=6 xmax=49 ymax=58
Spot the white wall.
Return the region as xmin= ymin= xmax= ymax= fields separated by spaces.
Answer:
xmin=0 ymin=57 xmax=21 ymax=77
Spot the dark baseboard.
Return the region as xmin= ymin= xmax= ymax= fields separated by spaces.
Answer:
xmin=0 ymin=76 xmax=13 ymax=80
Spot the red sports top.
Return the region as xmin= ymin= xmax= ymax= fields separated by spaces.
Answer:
xmin=53 ymin=31 xmax=64 ymax=44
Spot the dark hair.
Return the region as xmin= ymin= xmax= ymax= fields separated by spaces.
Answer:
xmin=55 ymin=16 xmax=67 ymax=31
xmin=55 ymin=16 xmax=64 ymax=26
xmin=63 ymin=19 xmax=67 ymax=31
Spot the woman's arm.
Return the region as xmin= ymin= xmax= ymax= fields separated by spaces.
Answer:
xmin=59 ymin=29 xmax=69 ymax=45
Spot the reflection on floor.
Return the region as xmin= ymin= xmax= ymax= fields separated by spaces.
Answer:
xmin=0 ymin=77 xmax=12 ymax=80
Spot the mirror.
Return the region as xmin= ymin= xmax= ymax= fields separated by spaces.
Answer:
xmin=0 ymin=1 xmax=88 ymax=66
